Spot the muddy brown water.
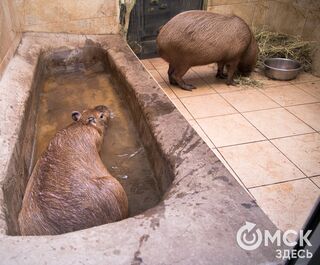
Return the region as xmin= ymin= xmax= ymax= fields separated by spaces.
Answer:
xmin=33 ymin=62 xmax=161 ymax=217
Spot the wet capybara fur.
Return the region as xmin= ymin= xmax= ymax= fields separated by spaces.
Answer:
xmin=157 ymin=11 xmax=258 ymax=91
xmin=18 ymin=105 xmax=128 ymax=235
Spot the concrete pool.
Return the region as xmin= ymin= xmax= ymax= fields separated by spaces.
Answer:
xmin=0 ymin=33 xmax=280 ymax=264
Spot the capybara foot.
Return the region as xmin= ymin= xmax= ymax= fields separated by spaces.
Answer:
xmin=180 ymin=83 xmax=195 ymax=91
xmin=216 ymin=72 xmax=228 ymax=79
xmin=169 ymin=76 xmax=178 ymax=86
xmin=226 ymin=79 xmax=238 ymax=86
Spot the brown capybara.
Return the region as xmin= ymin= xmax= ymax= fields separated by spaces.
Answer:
xmin=18 ymin=105 xmax=128 ymax=235
xmin=157 ymin=11 xmax=259 ymax=91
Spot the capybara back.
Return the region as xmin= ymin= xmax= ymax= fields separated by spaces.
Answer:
xmin=18 ymin=106 xmax=128 ymax=235
xmin=157 ymin=11 xmax=258 ymax=90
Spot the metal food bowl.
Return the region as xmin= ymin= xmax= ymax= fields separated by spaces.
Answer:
xmin=263 ymin=58 xmax=303 ymax=81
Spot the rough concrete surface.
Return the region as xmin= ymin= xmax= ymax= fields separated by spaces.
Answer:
xmin=0 ymin=33 xmax=282 ymax=265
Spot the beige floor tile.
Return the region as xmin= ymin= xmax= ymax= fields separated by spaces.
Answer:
xmin=260 ymin=85 xmax=319 ymax=106
xmin=211 ymin=148 xmax=253 ymax=198
xmin=249 ymin=179 xmax=320 ymax=232
xmin=156 ymin=68 xmax=171 ymax=84
xmin=172 ymin=85 xmax=217 ymax=98
xmin=221 ymin=89 xmax=280 ymax=112
xmin=170 ymin=98 xmax=193 ymax=120
xmin=214 ymin=82 xmax=254 ymax=94
xmin=188 ymin=120 xmax=214 ymax=148
xmin=140 ymin=59 xmax=154 ymax=70
xmin=290 ymin=72 xmax=320 ymax=84
xmin=148 ymin=57 xmax=168 ymax=69
xmin=261 ymin=79 xmax=292 ymax=88
xmin=272 ymin=133 xmax=320 ymax=177
xmin=310 ymin=176 xmax=320 ymax=188
xmin=148 ymin=69 xmax=165 ymax=83
xmin=191 ymin=64 xmax=218 ymax=85
xmin=249 ymin=69 xmax=268 ymax=81
xmin=244 ymin=108 xmax=314 ymax=139
xmin=158 ymin=82 xmax=177 ymax=99
xmin=197 ymin=114 xmax=265 ymax=147
xmin=180 ymin=94 xmax=237 ymax=119
xmin=147 ymin=69 xmax=177 ymax=99
xmin=287 ymin=103 xmax=320 ymax=131
xmin=219 ymin=141 xmax=305 ymax=188
xmin=294 ymin=81 xmax=320 ymax=100
xmin=250 ymin=69 xmax=292 ymax=87
xmin=157 ymin=68 xmax=216 ymax=98
xmin=211 ymin=148 xmax=237 ymax=179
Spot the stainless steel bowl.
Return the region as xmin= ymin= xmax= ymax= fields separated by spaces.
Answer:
xmin=263 ymin=58 xmax=303 ymax=81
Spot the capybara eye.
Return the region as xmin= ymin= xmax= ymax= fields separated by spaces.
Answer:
xmin=100 ymin=113 xmax=104 ymax=119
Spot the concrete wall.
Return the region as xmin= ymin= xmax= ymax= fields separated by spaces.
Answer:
xmin=0 ymin=0 xmax=121 ymax=79
xmin=207 ymin=0 xmax=320 ymax=75
xmin=0 ymin=0 xmax=22 ymax=79
xmin=14 ymin=0 xmax=120 ymax=34
xmin=207 ymin=0 xmax=320 ymax=42
xmin=1 ymin=0 xmax=320 ymax=78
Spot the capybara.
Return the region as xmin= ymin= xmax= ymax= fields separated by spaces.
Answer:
xmin=157 ymin=11 xmax=258 ymax=91
xmin=18 ymin=105 xmax=128 ymax=235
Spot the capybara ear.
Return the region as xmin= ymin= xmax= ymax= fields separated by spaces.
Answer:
xmin=94 ymin=105 xmax=109 ymax=113
xmin=71 ymin=111 xmax=81 ymax=121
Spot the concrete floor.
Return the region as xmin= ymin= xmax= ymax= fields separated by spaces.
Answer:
xmin=141 ymin=57 xmax=320 ymax=233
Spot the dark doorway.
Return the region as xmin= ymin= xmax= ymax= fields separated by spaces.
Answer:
xmin=127 ymin=0 xmax=204 ymax=59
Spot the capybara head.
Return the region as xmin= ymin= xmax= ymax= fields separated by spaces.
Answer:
xmin=238 ymin=35 xmax=259 ymax=75
xmin=71 ymin=105 xmax=110 ymax=133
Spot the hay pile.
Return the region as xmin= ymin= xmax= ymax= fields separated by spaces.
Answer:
xmin=255 ymin=29 xmax=314 ymax=72
xmin=234 ymin=29 xmax=314 ymax=87
xmin=234 ymin=75 xmax=263 ymax=88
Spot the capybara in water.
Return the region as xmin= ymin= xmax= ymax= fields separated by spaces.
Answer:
xmin=18 ymin=105 xmax=128 ymax=235
xmin=157 ymin=11 xmax=258 ymax=91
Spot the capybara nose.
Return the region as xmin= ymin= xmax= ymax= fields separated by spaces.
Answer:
xmin=88 ymin=117 xmax=95 ymax=123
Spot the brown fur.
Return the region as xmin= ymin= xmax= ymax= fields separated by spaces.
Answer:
xmin=157 ymin=11 xmax=258 ymax=90
xmin=18 ymin=105 xmax=128 ymax=235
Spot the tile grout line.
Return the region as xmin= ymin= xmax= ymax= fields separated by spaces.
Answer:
xmin=216 ymin=139 xmax=268 ymax=149
xmin=239 ymin=112 xmax=311 ymax=179
xmin=309 ymin=177 xmax=320 ymax=189
xmin=183 ymin=77 xmax=310 ymax=188
xmin=213 ymin=148 xmax=255 ymax=199
xmin=158 ymin=67 xmax=217 ymax=99
xmin=284 ymin=104 xmax=320 ymax=132
xmin=291 ymin=80 xmax=320 ymax=99
xmin=215 ymin=95 xmax=313 ymax=179
xmin=142 ymin=63 xmax=178 ymax=101
xmin=192 ymin=119 xmax=216 ymax=149
xmin=258 ymin=83 xmax=320 ymax=107
xmin=247 ymin=176 xmax=313 ymax=190
xmin=211 ymin=82 xmax=319 ymax=180
xmin=144 ymin=61 xmax=217 ymax=148
xmin=146 ymin=61 xmax=318 ymax=178
xmin=268 ymin=131 xmax=318 ymax=141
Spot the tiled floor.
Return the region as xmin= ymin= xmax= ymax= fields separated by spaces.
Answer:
xmin=141 ymin=57 xmax=320 ymax=232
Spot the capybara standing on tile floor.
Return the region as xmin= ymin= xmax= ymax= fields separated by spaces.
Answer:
xmin=157 ymin=11 xmax=258 ymax=91
xmin=18 ymin=105 xmax=128 ymax=235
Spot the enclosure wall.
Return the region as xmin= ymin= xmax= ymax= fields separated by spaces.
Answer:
xmin=207 ymin=0 xmax=320 ymax=42
xmin=0 ymin=0 xmax=22 ymax=78
xmin=11 ymin=0 xmax=120 ymax=35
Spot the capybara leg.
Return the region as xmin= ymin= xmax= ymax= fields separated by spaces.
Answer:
xmin=168 ymin=64 xmax=178 ymax=85
xmin=226 ymin=61 xmax=239 ymax=86
xmin=172 ymin=65 xmax=195 ymax=91
xmin=216 ymin=62 xmax=227 ymax=79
